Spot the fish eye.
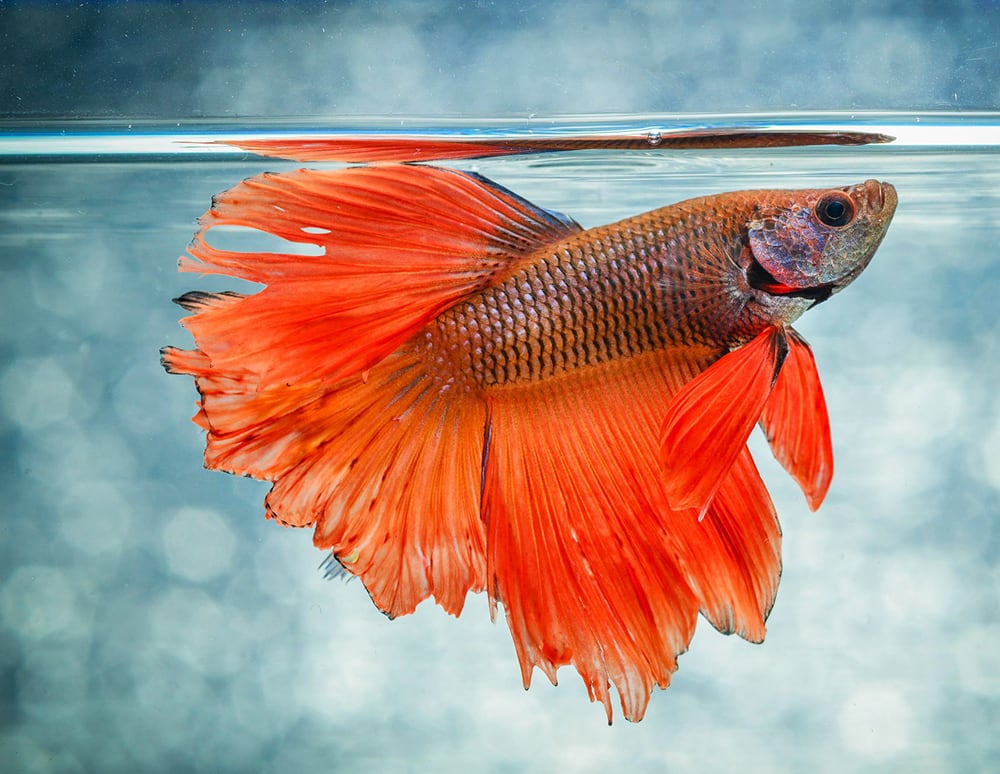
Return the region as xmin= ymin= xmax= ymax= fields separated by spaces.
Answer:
xmin=815 ymin=193 xmax=855 ymax=228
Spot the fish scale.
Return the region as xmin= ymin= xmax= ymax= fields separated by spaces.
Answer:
xmin=430 ymin=207 xmax=747 ymax=387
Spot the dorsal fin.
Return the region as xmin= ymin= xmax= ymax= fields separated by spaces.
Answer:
xmin=174 ymin=165 xmax=581 ymax=390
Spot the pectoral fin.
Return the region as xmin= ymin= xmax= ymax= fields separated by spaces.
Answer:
xmin=660 ymin=326 xmax=788 ymax=515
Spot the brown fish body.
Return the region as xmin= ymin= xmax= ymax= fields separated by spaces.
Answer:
xmin=427 ymin=189 xmax=842 ymax=390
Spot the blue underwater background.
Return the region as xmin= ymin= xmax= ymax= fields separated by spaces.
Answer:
xmin=1 ymin=2 xmax=999 ymax=772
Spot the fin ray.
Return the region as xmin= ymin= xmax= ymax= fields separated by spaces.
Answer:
xmin=483 ymin=348 xmax=782 ymax=721
xmin=177 ymin=165 xmax=582 ymax=391
xmin=760 ymin=328 xmax=833 ymax=510
xmin=660 ymin=326 xmax=788 ymax=515
xmin=165 ymin=344 xmax=488 ymax=617
xmin=679 ymin=448 xmax=782 ymax=641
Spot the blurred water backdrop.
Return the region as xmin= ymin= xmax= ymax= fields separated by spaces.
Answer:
xmin=2 ymin=2 xmax=999 ymax=773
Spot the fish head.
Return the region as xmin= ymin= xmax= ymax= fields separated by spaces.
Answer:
xmin=746 ymin=179 xmax=897 ymax=303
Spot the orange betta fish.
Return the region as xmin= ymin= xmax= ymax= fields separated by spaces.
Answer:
xmin=162 ymin=135 xmax=896 ymax=722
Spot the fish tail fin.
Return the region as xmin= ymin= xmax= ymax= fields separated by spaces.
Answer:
xmin=482 ymin=349 xmax=782 ymax=722
xmin=167 ymin=339 xmax=489 ymax=616
xmin=164 ymin=165 xmax=583 ymax=616
xmin=296 ymin=350 xmax=488 ymax=616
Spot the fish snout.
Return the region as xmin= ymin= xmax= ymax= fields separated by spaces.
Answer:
xmin=860 ymin=179 xmax=897 ymax=217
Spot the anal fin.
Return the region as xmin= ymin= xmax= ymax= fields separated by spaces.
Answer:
xmin=482 ymin=348 xmax=783 ymax=722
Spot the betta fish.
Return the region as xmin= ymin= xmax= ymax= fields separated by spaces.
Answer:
xmin=162 ymin=135 xmax=896 ymax=722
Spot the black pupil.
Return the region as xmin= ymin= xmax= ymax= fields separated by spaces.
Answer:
xmin=817 ymin=196 xmax=852 ymax=227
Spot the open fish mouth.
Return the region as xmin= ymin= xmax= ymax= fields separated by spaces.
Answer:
xmin=746 ymin=261 xmax=836 ymax=303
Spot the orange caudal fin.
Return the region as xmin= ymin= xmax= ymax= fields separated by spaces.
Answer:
xmin=175 ymin=164 xmax=582 ymax=391
xmin=760 ymin=328 xmax=833 ymax=510
xmin=660 ymin=326 xmax=789 ymax=515
xmin=221 ymin=130 xmax=894 ymax=163
xmin=482 ymin=348 xmax=782 ymax=723
xmin=163 ymin=342 xmax=490 ymax=618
